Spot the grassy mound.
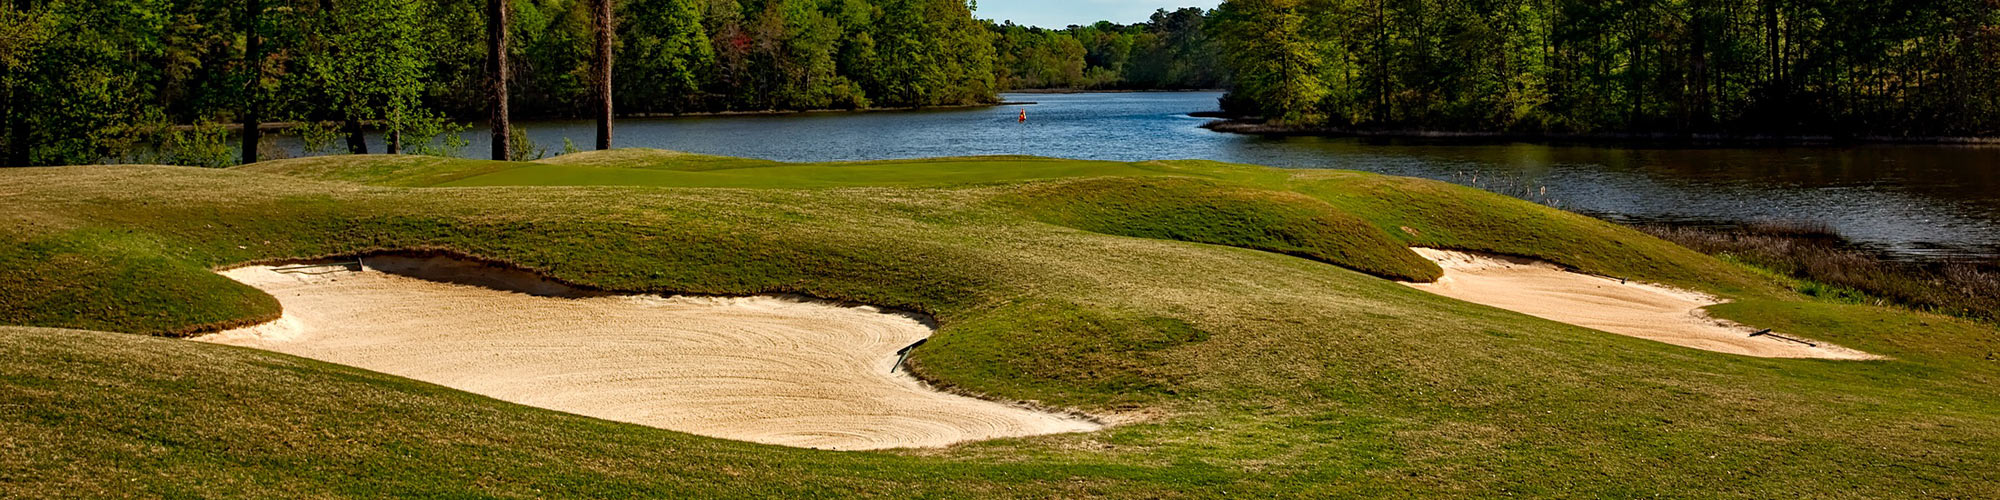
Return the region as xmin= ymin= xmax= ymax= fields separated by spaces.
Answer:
xmin=229 ymin=151 xmax=1744 ymax=289
xmin=1287 ymin=169 xmax=1767 ymax=293
xmin=3 ymin=151 xmax=1997 ymax=497
xmin=1006 ymin=177 xmax=1440 ymax=281
xmin=235 ymin=155 xmax=520 ymax=187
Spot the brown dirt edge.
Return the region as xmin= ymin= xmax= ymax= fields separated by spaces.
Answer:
xmin=1388 ymin=246 xmax=1617 ymax=283
xmin=1201 ymin=118 xmax=2000 ymax=146
xmin=181 ymin=246 xmax=936 ymax=336
xmin=900 ymin=357 xmax=1117 ymax=428
xmin=156 ymin=310 xmax=283 ymax=340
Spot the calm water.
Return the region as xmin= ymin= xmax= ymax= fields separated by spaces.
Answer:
xmin=309 ymin=91 xmax=2000 ymax=261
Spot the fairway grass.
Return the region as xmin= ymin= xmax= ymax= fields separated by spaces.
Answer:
xmin=3 ymin=151 xmax=1997 ymax=497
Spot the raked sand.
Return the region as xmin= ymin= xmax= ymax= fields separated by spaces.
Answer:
xmin=1405 ymin=248 xmax=1878 ymax=360
xmin=197 ymin=264 xmax=1098 ymax=450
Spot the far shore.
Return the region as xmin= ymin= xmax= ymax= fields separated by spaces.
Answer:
xmin=1005 ymin=88 xmax=1223 ymax=94
xmin=1201 ymin=118 xmax=2000 ymax=146
xmin=183 ymin=101 xmax=1031 ymax=132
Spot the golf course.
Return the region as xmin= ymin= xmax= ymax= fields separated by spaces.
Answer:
xmin=3 ymin=150 xmax=1997 ymax=497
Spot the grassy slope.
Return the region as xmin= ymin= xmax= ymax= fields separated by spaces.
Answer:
xmin=2 ymin=151 xmax=1996 ymax=498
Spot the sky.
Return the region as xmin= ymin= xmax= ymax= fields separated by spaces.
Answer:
xmin=974 ymin=0 xmax=1223 ymax=29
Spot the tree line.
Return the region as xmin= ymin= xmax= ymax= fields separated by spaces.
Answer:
xmin=1210 ymin=0 xmax=2000 ymax=137
xmin=989 ymin=8 xmax=1226 ymax=90
xmin=15 ymin=0 xmax=1987 ymax=168
xmin=0 ymin=0 xmax=1009 ymax=166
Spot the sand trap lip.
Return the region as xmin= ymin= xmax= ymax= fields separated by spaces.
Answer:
xmin=195 ymin=258 xmax=1099 ymax=450
xmin=1404 ymin=248 xmax=1879 ymax=360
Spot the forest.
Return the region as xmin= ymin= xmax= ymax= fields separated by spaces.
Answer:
xmin=0 ymin=0 xmax=1221 ymax=167
xmin=1211 ymin=0 xmax=2000 ymax=137
xmin=6 ymin=0 xmax=2000 ymax=167
xmin=989 ymin=8 xmax=1225 ymax=90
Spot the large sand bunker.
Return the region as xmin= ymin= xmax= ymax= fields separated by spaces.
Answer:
xmin=1405 ymin=248 xmax=1877 ymax=360
xmin=196 ymin=258 xmax=1098 ymax=450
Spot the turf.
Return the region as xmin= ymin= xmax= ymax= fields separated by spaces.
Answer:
xmin=2 ymin=150 xmax=1996 ymax=498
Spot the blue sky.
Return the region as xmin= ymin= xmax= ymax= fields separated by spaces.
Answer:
xmin=974 ymin=0 xmax=1222 ymax=29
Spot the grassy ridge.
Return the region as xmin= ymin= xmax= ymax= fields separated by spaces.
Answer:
xmin=1006 ymin=177 xmax=1441 ymax=281
xmin=2 ymin=152 xmax=1997 ymax=497
xmin=232 ymin=150 xmax=1748 ymax=290
xmin=1284 ymin=169 xmax=1772 ymax=294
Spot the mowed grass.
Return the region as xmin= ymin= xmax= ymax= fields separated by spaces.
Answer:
xmin=2 ymin=151 xmax=1997 ymax=498
xmin=245 ymin=150 xmax=1197 ymax=189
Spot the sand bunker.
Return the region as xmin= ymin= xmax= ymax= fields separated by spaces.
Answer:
xmin=1405 ymin=248 xmax=1877 ymax=360
xmin=197 ymin=259 xmax=1098 ymax=450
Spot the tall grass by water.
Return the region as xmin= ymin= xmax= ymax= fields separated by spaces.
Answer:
xmin=1640 ymin=221 xmax=2000 ymax=323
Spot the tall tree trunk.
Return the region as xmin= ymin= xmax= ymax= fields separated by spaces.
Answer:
xmin=594 ymin=0 xmax=613 ymax=150
xmin=344 ymin=118 xmax=367 ymax=154
xmin=488 ymin=0 xmax=511 ymax=161
xmin=1373 ymin=0 xmax=1389 ymax=124
xmin=2 ymin=76 xmax=14 ymax=166
xmin=387 ymin=129 xmax=401 ymax=154
xmin=3 ymin=0 xmax=22 ymax=168
xmin=5 ymin=117 xmax=23 ymax=167
xmin=315 ymin=0 xmax=369 ymax=155
xmin=6 ymin=78 xmax=25 ymax=166
xmin=1629 ymin=35 xmax=1642 ymax=129
xmin=2 ymin=53 xmax=11 ymax=166
xmin=1764 ymin=0 xmax=1779 ymax=87
xmin=241 ymin=0 xmax=262 ymax=165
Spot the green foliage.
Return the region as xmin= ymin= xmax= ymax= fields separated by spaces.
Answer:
xmin=155 ymin=122 xmax=236 ymax=168
xmin=291 ymin=121 xmax=343 ymax=155
xmin=617 ymin=0 xmax=713 ymax=113
xmin=992 ymin=27 xmax=1086 ymax=89
xmin=1210 ymin=0 xmax=1325 ymax=124
xmin=0 ymin=4 xmax=52 ymax=67
xmin=2 ymin=0 xmax=1007 ymax=166
xmin=297 ymin=0 xmax=429 ymax=146
xmin=2 ymin=0 xmax=169 ymax=166
xmin=506 ymin=127 xmax=547 ymax=161
xmin=989 ymin=8 xmax=1225 ymax=90
xmin=869 ymin=0 xmax=997 ymax=107
xmin=1208 ymin=0 xmax=2000 ymax=135
xmin=11 ymin=0 xmax=1996 ymax=166
xmin=394 ymin=110 xmax=472 ymax=157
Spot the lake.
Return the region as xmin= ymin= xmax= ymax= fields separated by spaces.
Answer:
xmin=305 ymin=91 xmax=2000 ymax=261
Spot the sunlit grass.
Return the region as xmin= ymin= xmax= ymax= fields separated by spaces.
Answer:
xmin=2 ymin=151 xmax=1996 ymax=497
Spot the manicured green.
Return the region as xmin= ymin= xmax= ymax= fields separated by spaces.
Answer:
xmin=3 ymin=151 xmax=1997 ymax=498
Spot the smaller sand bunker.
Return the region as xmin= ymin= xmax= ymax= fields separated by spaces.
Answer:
xmin=1404 ymin=248 xmax=1877 ymax=360
xmin=197 ymin=258 xmax=1098 ymax=450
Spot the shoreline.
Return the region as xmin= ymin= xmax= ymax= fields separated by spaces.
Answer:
xmin=1201 ymin=118 xmax=2000 ymax=146
xmin=1004 ymin=88 xmax=1223 ymax=94
xmin=623 ymin=100 xmax=1030 ymax=119
xmin=184 ymin=102 xmax=1025 ymax=132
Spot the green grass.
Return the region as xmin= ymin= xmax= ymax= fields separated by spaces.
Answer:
xmin=246 ymin=149 xmax=1204 ymax=189
xmin=2 ymin=150 xmax=1997 ymax=498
